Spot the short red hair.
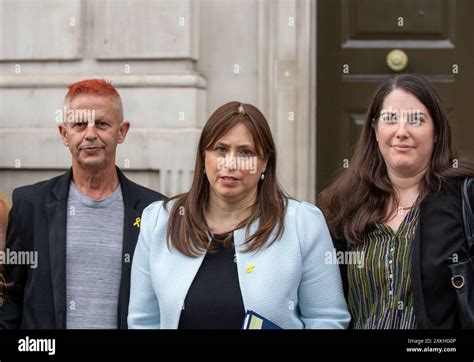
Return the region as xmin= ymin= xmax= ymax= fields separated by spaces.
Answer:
xmin=64 ymin=79 xmax=123 ymax=119
xmin=66 ymin=79 xmax=120 ymax=99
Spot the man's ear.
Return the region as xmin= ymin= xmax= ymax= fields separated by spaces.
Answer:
xmin=58 ymin=124 xmax=69 ymax=146
xmin=117 ymin=121 xmax=130 ymax=144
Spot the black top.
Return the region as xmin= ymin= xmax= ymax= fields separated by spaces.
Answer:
xmin=178 ymin=233 xmax=246 ymax=329
xmin=334 ymin=177 xmax=474 ymax=329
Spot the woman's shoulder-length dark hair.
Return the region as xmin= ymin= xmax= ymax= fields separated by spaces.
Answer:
xmin=164 ymin=101 xmax=289 ymax=257
xmin=319 ymin=73 xmax=474 ymax=245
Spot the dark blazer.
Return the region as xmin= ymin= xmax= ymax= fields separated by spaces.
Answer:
xmin=0 ymin=167 xmax=165 ymax=329
xmin=335 ymin=177 xmax=473 ymax=329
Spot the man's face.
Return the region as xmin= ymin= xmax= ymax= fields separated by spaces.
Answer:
xmin=58 ymin=94 xmax=130 ymax=171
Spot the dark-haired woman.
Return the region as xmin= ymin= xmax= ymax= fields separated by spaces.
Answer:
xmin=320 ymin=74 xmax=474 ymax=329
xmin=128 ymin=101 xmax=350 ymax=329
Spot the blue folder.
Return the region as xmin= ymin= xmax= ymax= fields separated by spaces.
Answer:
xmin=242 ymin=310 xmax=282 ymax=329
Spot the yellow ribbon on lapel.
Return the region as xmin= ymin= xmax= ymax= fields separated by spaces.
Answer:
xmin=133 ymin=217 xmax=141 ymax=228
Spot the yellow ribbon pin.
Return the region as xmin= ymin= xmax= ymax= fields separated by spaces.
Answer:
xmin=246 ymin=263 xmax=255 ymax=273
xmin=133 ymin=217 xmax=141 ymax=228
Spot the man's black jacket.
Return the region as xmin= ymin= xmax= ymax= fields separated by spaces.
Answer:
xmin=0 ymin=167 xmax=165 ymax=329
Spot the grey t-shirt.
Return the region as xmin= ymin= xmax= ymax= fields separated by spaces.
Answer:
xmin=66 ymin=182 xmax=124 ymax=329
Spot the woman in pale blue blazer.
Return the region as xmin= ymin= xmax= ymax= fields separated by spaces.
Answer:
xmin=128 ymin=101 xmax=350 ymax=329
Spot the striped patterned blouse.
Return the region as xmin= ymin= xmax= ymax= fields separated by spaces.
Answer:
xmin=347 ymin=204 xmax=419 ymax=329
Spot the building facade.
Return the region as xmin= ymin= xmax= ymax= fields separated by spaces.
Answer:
xmin=0 ymin=0 xmax=316 ymax=202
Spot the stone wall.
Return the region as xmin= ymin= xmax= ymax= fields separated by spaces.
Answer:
xmin=0 ymin=0 xmax=316 ymax=202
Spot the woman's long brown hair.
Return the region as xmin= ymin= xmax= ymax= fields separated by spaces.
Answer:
xmin=165 ymin=101 xmax=289 ymax=257
xmin=319 ymin=74 xmax=474 ymax=245
xmin=0 ymin=192 xmax=10 ymax=254
xmin=0 ymin=193 xmax=11 ymax=297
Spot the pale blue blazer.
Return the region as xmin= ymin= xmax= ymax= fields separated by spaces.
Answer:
xmin=128 ymin=199 xmax=350 ymax=329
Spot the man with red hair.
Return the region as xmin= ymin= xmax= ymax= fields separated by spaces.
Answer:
xmin=0 ymin=79 xmax=165 ymax=329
